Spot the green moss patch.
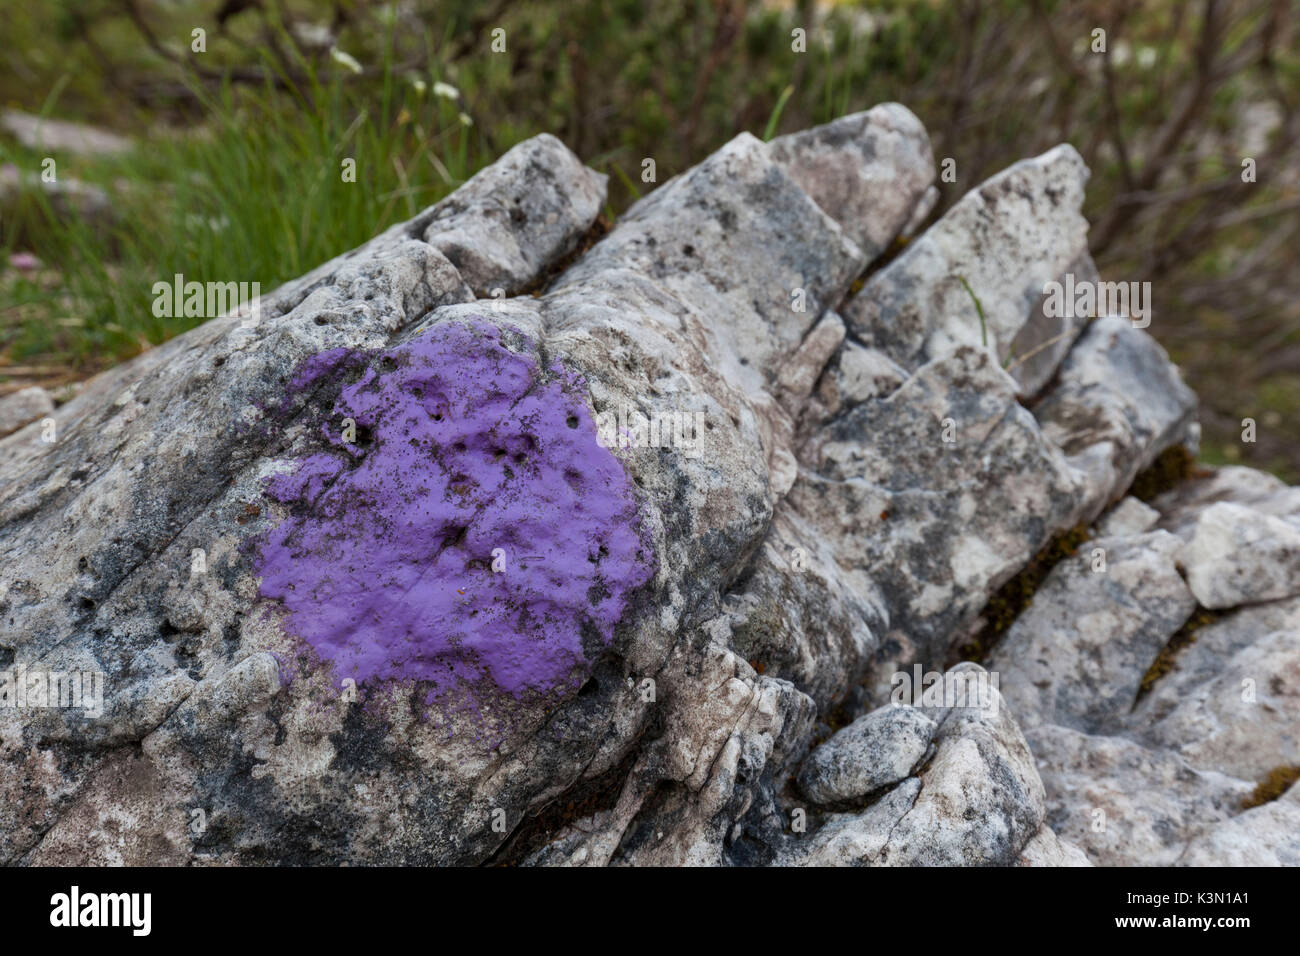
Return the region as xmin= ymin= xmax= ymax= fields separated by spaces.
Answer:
xmin=1242 ymin=765 xmax=1300 ymax=810
xmin=1135 ymin=606 xmax=1224 ymax=701
xmin=951 ymin=523 xmax=1091 ymax=665
xmin=1129 ymin=445 xmax=1210 ymax=502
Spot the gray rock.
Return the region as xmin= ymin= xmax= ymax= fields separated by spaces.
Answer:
xmin=557 ymin=131 xmax=866 ymax=402
xmin=1093 ymin=496 xmax=1160 ymax=537
xmin=795 ymin=344 xmax=1083 ymax=667
xmin=1021 ymin=489 xmax=1300 ymax=867
xmin=1034 ymin=316 xmax=1198 ymax=522
xmin=3 ymin=108 xmax=1293 ymax=869
xmin=898 ymin=185 xmax=939 ymax=241
xmin=1005 ymin=252 xmax=1098 ymax=397
xmin=782 ymin=665 xmax=1053 ymax=866
xmin=0 ymin=386 xmax=54 ymax=437
xmin=988 ymin=530 xmax=1196 ymax=733
xmin=878 ymin=664 xmax=1048 ymax=865
xmin=814 ymin=340 xmax=909 ymax=413
xmin=776 ymin=311 xmax=846 ymax=405
xmin=1178 ymin=786 xmax=1300 ymax=866
xmin=1153 ymin=464 xmax=1294 ymax=539
xmin=768 ymin=103 xmax=935 ymax=260
xmin=1178 ymin=501 xmax=1300 ymax=609
xmin=1128 ymin=597 xmax=1300 ymax=781
xmin=0 ymin=135 xmax=597 ymax=866
xmin=1 ymin=110 xmax=132 ymax=157
xmin=421 ymin=133 xmax=606 ymax=295
xmin=780 ymin=777 xmax=922 ymax=867
xmin=843 ymin=144 xmax=1090 ymax=381
xmin=797 ymin=704 xmax=936 ymax=806
xmin=1017 ymin=825 xmax=1093 ymax=867
xmin=1030 ymin=722 xmax=1253 ymax=866
xmin=720 ymin=505 xmax=889 ymax=708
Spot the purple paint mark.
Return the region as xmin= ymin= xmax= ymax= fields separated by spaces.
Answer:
xmin=254 ymin=319 xmax=655 ymax=704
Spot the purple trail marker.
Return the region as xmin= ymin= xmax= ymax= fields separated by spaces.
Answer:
xmin=253 ymin=318 xmax=655 ymax=706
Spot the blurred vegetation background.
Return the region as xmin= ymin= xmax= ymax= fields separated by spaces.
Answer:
xmin=1 ymin=0 xmax=1297 ymax=476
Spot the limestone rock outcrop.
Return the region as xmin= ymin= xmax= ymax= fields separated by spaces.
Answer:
xmin=3 ymin=105 xmax=1295 ymax=867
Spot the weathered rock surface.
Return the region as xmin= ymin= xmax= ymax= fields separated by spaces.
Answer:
xmin=782 ymin=665 xmax=1058 ymax=866
xmin=1033 ymin=315 xmax=1199 ymax=522
xmin=1178 ymin=784 xmax=1300 ymax=866
xmin=768 ymin=103 xmax=935 ymax=260
xmin=1030 ymin=722 xmax=1253 ymax=866
xmin=797 ymin=703 xmax=936 ymax=806
xmin=794 ymin=344 xmax=1084 ymax=672
xmin=0 ymin=386 xmax=54 ymax=438
xmin=1093 ymin=495 xmax=1160 ymax=537
xmin=420 ymin=133 xmax=606 ymax=296
xmin=1128 ymin=596 xmax=1300 ymax=782
xmin=995 ymin=476 xmax=1300 ymax=866
xmin=3 ymin=105 xmax=1296 ymax=867
xmin=1178 ymin=501 xmax=1300 ymax=609
xmin=841 ymin=143 xmax=1091 ymax=396
xmin=988 ymin=529 xmax=1196 ymax=733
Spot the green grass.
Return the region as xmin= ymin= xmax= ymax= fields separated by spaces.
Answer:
xmin=2 ymin=43 xmax=500 ymax=371
xmin=957 ymin=275 xmax=988 ymax=349
xmin=3 ymin=0 xmax=1299 ymax=481
xmin=762 ymin=84 xmax=795 ymax=142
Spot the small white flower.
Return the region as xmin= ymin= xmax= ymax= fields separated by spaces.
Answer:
xmin=329 ymin=47 xmax=363 ymax=75
xmin=292 ymin=22 xmax=333 ymax=50
xmin=409 ymin=77 xmax=427 ymax=95
xmin=433 ymin=81 xmax=460 ymax=100
xmin=458 ymin=112 xmax=473 ymax=127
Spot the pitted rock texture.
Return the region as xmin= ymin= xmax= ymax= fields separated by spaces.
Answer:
xmin=419 ymin=133 xmax=605 ymax=296
xmin=2 ymin=105 xmax=1295 ymax=867
xmin=1034 ymin=315 xmax=1199 ymax=522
